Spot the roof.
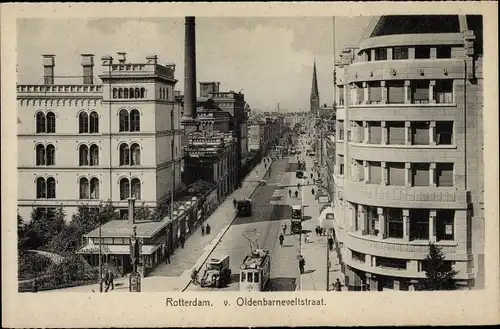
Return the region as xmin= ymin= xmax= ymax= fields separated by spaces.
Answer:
xmin=85 ymin=219 xmax=169 ymax=239
xmin=77 ymin=243 xmax=161 ymax=255
xmin=292 ymin=205 xmax=302 ymax=210
xmin=241 ymin=249 xmax=269 ymax=270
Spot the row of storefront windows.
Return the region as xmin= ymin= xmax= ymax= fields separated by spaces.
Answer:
xmin=351 ymin=250 xmax=455 ymax=272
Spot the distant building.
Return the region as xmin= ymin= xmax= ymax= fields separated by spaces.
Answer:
xmin=17 ymin=53 xmax=182 ymax=221
xmin=331 ymin=15 xmax=484 ymax=290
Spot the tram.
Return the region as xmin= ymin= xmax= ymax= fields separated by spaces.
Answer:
xmin=239 ymin=249 xmax=271 ymax=291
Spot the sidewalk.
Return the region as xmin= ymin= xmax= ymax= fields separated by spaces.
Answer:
xmin=42 ymin=158 xmax=274 ymax=293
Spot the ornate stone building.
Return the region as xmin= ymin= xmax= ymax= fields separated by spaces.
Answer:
xmin=17 ymin=53 xmax=183 ymax=221
xmin=331 ymin=15 xmax=484 ymax=290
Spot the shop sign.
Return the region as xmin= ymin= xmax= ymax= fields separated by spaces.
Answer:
xmin=445 ymin=225 xmax=453 ymax=235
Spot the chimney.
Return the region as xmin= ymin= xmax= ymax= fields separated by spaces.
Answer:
xmin=81 ymin=54 xmax=94 ymax=85
xmin=117 ymin=52 xmax=127 ymax=64
xmin=128 ymin=197 xmax=136 ymax=224
xmin=183 ymin=16 xmax=197 ymax=119
xmin=42 ymin=55 xmax=55 ymax=85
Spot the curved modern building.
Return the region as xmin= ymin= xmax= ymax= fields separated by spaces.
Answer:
xmin=332 ymin=15 xmax=484 ymax=290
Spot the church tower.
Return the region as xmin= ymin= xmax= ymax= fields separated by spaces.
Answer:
xmin=310 ymin=60 xmax=320 ymax=115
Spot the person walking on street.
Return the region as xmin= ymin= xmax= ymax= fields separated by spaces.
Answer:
xmin=311 ymin=188 xmax=315 ymax=196
xmin=294 ymin=190 xmax=299 ymax=198
xmin=279 ymin=233 xmax=284 ymax=247
xmin=315 ymin=226 xmax=319 ymax=237
xmin=288 ymin=189 xmax=292 ymax=198
xmin=164 ymin=246 xmax=171 ymax=264
xmin=328 ymin=235 xmax=334 ymax=251
xmin=205 ymin=224 xmax=211 ymax=235
xmin=233 ymin=198 xmax=237 ymax=208
xmin=334 ymin=278 xmax=342 ymax=291
xmin=105 ymin=270 xmax=114 ymax=292
xmin=304 ymin=234 xmax=310 ymax=244
xmin=180 ymin=235 xmax=185 ymax=249
xmin=310 ymin=173 xmax=314 ymax=179
xmin=201 ymin=224 xmax=205 ymax=236
xmin=299 ymin=256 xmax=305 ymax=274
xmin=31 ymin=278 xmax=38 ymax=293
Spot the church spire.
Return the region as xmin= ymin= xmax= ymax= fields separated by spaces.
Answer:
xmin=311 ymin=60 xmax=319 ymax=97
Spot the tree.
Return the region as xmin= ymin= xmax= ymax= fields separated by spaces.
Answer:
xmin=417 ymin=243 xmax=458 ymax=291
xmin=134 ymin=201 xmax=151 ymax=221
xmin=24 ymin=207 xmax=65 ymax=249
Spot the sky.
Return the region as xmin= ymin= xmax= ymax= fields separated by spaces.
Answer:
xmin=17 ymin=17 xmax=372 ymax=112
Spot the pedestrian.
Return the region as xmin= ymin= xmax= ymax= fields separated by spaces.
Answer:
xmin=294 ymin=190 xmax=299 ymax=198
xmin=180 ymin=235 xmax=185 ymax=248
xmin=311 ymin=188 xmax=315 ymax=195
xmin=299 ymin=256 xmax=305 ymax=274
xmin=319 ymin=227 xmax=323 ymax=236
xmin=201 ymin=224 xmax=205 ymax=236
xmin=310 ymin=173 xmax=314 ymax=179
xmin=328 ymin=235 xmax=334 ymax=251
xmin=283 ymin=224 xmax=287 ymax=235
xmin=315 ymin=226 xmax=319 ymax=237
xmin=279 ymin=233 xmax=284 ymax=247
xmin=304 ymin=234 xmax=310 ymax=244
xmin=288 ymin=189 xmax=292 ymax=198
xmin=31 ymin=278 xmax=38 ymax=293
xmin=233 ymin=198 xmax=237 ymax=208
xmin=105 ymin=270 xmax=114 ymax=292
xmin=205 ymin=224 xmax=211 ymax=235
xmin=334 ymin=278 xmax=342 ymax=291
xmin=297 ymin=183 xmax=301 ymax=189
xmin=164 ymin=246 xmax=171 ymax=264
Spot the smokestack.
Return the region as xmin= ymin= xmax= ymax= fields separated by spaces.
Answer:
xmin=81 ymin=54 xmax=94 ymax=85
xmin=117 ymin=52 xmax=127 ymax=64
xmin=128 ymin=198 xmax=136 ymax=224
xmin=183 ymin=16 xmax=197 ymax=119
xmin=42 ymin=55 xmax=55 ymax=85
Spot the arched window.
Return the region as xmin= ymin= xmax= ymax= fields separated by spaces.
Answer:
xmin=46 ymin=144 xmax=55 ymax=165
xmin=119 ymin=143 xmax=130 ymax=165
xmin=90 ymin=178 xmax=99 ymax=199
xmin=124 ymin=88 xmax=129 ymax=99
xmin=135 ymin=88 xmax=140 ymax=98
xmin=130 ymin=109 xmax=140 ymax=132
xmin=140 ymin=88 xmax=145 ymax=99
xmin=36 ymin=144 xmax=46 ymax=166
xmin=79 ymin=177 xmax=90 ymax=199
xmin=89 ymin=111 xmax=99 ymax=133
xmin=36 ymin=177 xmax=46 ymax=198
xmin=129 ymin=88 xmax=134 ymax=99
xmin=36 ymin=112 xmax=46 ymax=133
xmin=89 ymin=144 xmax=99 ymax=166
xmin=130 ymin=143 xmax=141 ymax=165
xmin=79 ymin=112 xmax=89 ymax=133
xmin=120 ymin=178 xmax=130 ymax=200
xmin=118 ymin=88 xmax=123 ymax=98
xmin=113 ymin=88 xmax=118 ymax=98
xmin=79 ymin=144 xmax=89 ymax=166
xmin=46 ymin=177 xmax=56 ymax=198
xmin=131 ymin=178 xmax=141 ymax=199
xmin=119 ymin=109 xmax=129 ymax=132
xmin=46 ymin=111 xmax=56 ymax=133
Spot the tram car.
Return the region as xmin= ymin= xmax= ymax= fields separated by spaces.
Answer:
xmin=239 ymin=249 xmax=271 ymax=292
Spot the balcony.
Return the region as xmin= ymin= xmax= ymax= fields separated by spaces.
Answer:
xmin=344 ymin=181 xmax=467 ymax=209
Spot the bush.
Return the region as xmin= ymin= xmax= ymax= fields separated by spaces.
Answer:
xmin=417 ymin=243 xmax=458 ymax=291
xmin=18 ymin=251 xmax=51 ymax=280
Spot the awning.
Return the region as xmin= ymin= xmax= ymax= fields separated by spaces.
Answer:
xmin=77 ymin=243 xmax=161 ymax=256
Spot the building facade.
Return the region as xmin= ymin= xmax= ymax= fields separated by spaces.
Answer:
xmin=17 ymin=53 xmax=183 ymax=222
xmin=332 ymin=15 xmax=484 ymax=290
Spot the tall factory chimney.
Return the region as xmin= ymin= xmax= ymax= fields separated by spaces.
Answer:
xmin=42 ymin=55 xmax=55 ymax=85
xmin=183 ymin=16 xmax=197 ymax=119
xmin=81 ymin=54 xmax=95 ymax=85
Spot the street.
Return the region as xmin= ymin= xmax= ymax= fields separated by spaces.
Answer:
xmin=185 ymin=158 xmax=301 ymax=292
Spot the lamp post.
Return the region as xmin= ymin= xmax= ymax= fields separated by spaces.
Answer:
xmin=98 ymin=215 xmax=103 ymax=292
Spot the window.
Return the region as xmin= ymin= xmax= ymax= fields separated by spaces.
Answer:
xmin=434 ymin=80 xmax=453 ymax=104
xmin=119 ymin=144 xmax=130 ymax=165
xmin=387 ymin=81 xmax=405 ymax=104
xmin=254 ymin=272 xmax=260 ymax=283
xmin=387 ymin=122 xmax=405 ymax=145
xmin=355 ymin=160 xmax=364 ymax=182
xmin=89 ymin=111 xmax=99 ymax=133
xmin=130 ymin=143 xmax=141 ymax=165
xmin=36 ymin=177 xmax=47 ymax=198
xmin=130 ymin=109 xmax=140 ymax=132
xmin=386 ymin=208 xmax=403 ymax=238
xmin=376 ymin=257 xmax=407 ymax=270
xmin=119 ymin=110 xmax=129 ymax=132
xmin=79 ymin=177 xmax=90 ymax=199
xmin=436 ymin=163 xmax=454 ymax=187
xmin=368 ymin=161 xmax=381 ymax=184
xmin=436 ymin=46 xmax=451 ymax=59
xmin=411 ymin=80 xmax=430 ymax=104
xmin=90 ymin=177 xmax=99 ymax=199
xmin=135 ymin=88 xmax=140 ymax=99
xmin=36 ymin=112 xmax=46 ymax=133
xmin=89 ymin=144 xmax=99 ymax=166
xmin=412 ymin=163 xmax=430 ymax=186
xmin=393 ymin=47 xmax=409 ymax=60
xmin=388 ymin=162 xmax=405 ymax=186
xmin=118 ymin=88 xmax=123 ymax=98
xmin=79 ymin=112 xmax=89 ymax=133
xmin=113 ymin=88 xmax=118 ymax=98
xmin=120 ymin=178 xmax=130 ymax=200
xmin=241 ymin=272 xmax=246 ymax=282
xmin=369 ymin=81 xmax=382 ymax=104
xmin=247 ymin=272 xmax=253 ymax=283
xmin=368 ymin=122 xmax=382 ymax=144
xmin=351 ymin=250 xmax=366 ymax=263
xmin=338 ymin=155 xmax=344 ymax=175
xmin=436 ymin=121 xmax=453 ymax=145
xmin=36 ymin=144 xmax=55 ymax=166
xmin=338 ymin=120 xmax=344 ymax=140
xmin=46 ymin=112 xmax=56 ymax=133
xmin=410 ymin=209 xmax=429 ymax=240
xmin=124 ymin=88 xmax=129 ymax=99
xmin=46 ymin=177 xmax=56 ymax=198
xmin=415 ymin=46 xmax=431 ymax=59
xmin=46 ymin=144 xmax=55 ymax=165
xmin=436 ymin=210 xmax=454 ymax=241
xmin=79 ymin=145 xmax=89 ymax=166
xmin=140 ymin=88 xmax=146 ymax=99
xmin=411 ymin=121 xmax=430 ymax=145
xmin=374 ymin=48 xmax=387 ymax=61
xmin=36 ymin=144 xmax=46 ymax=166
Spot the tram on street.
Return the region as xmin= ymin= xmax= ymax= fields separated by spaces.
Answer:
xmin=239 ymin=249 xmax=271 ymax=292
